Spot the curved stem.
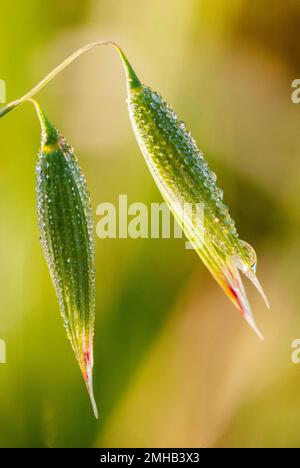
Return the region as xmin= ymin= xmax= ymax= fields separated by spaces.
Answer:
xmin=0 ymin=40 xmax=141 ymax=119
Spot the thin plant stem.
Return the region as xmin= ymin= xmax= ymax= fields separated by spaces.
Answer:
xmin=0 ymin=41 xmax=139 ymax=118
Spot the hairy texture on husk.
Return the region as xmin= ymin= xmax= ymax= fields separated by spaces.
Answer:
xmin=33 ymin=100 xmax=98 ymax=417
xmin=122 ymin=63 xmax=269 ymax=338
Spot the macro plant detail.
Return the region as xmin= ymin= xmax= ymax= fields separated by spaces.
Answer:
xmin=0 ymin=41 xmax=270 ymax=417
xmin=32 ymin=100 xmax=98 ymax=418
xmin=122 ymin=57 xmax=270 ymax=339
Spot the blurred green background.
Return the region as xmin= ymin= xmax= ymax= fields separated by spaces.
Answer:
xmin=1 ymin=0 xmax=300 ymax=448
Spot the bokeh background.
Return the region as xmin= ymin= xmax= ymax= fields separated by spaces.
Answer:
xmin=0 ymin=0 xmax=300 ymax=448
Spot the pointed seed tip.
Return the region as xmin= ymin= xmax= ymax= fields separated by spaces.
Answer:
xmin=87 ymin=384 xmax=99 ymax=419
xmin=85 ymin=366 xmax=99 ymax=419
xmin=246 ymin=271 xmax=270 ymax=310
xmin=91 ymin=395 xmax=99 ymax=420
xmin=244 ymin=314 xmax=264 ymax=340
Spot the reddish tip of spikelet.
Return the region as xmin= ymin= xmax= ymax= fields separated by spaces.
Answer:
xmin=220 ymin=257 xmax=267 ymax=340
xmin=81 ymin=348 xmax=99 ymax=419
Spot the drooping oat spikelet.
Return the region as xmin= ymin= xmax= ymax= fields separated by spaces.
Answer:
xmin=117 ymin=51 xmax=269 ymax=338
xmin=32 ymin=100 xmax=98 ymax=417
xmin=0 ymin=40 xmax=270 ymax=342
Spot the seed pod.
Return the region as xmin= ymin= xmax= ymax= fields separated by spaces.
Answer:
xmin=32 ymin=100 xmax=98 ymax=417
xmin=118 ymin=52 xmax=269 ymax=338
xmin=0 ymin=41 xmax=269 ymax=341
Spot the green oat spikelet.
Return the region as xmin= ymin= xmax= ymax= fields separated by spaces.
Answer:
xmin=32 ymin=100 xmax=98 ymax=418
xmin=0 ymin=40 xmax=270 ymax=341
xmin=117 ymin=50 xmax=270 ymax=338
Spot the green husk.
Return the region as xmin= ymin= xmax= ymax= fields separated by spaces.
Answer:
xmin=118 ymin=53 xmax=269 ymax=338
xmin=0 ymin=40 xmax=270 ymax=374
xmin=32 ymin=100 xmax=98 ymax=418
